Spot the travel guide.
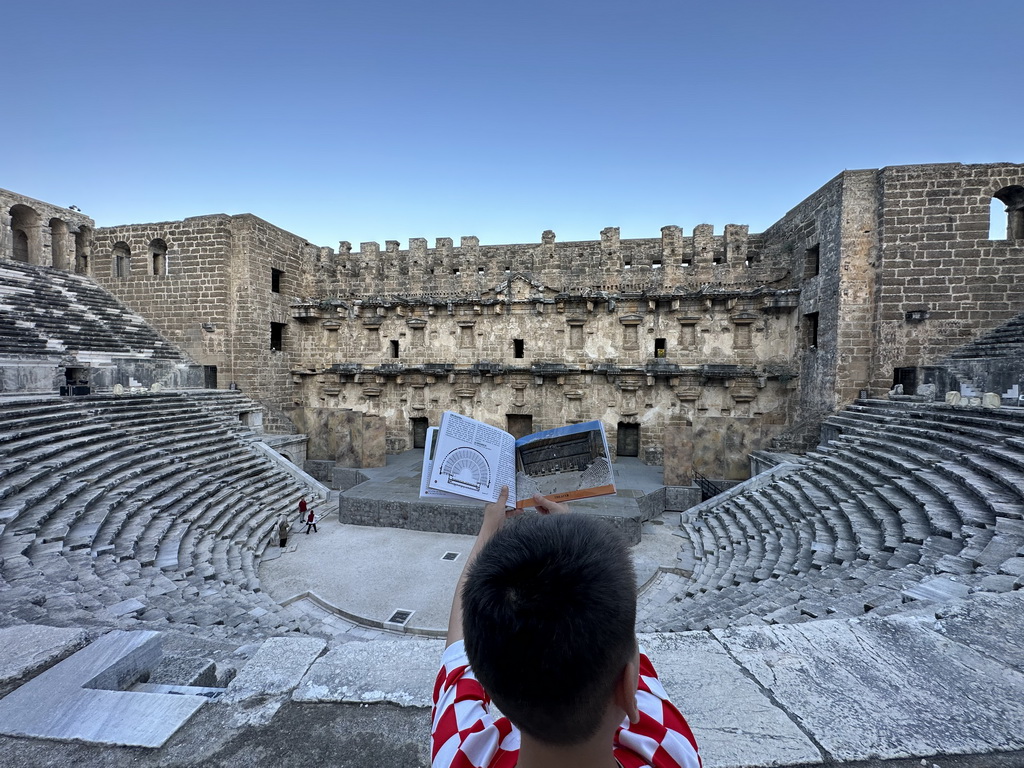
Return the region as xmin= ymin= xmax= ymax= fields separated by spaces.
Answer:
xmin=419 ymin=411 xmax=616 ymax=509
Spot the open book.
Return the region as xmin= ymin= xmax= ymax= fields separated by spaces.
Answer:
xmin=419 ymin=411 xmax=616 ymax=509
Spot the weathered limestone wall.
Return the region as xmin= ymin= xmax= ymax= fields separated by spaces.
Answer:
xmin=288 ymin=223 xmax=801 ymax=480
xmin=871 ymin=163 xmax=1024 ymax=392
xmin=91 ymin=214 xmax=314 ymax=433
xmin=759 ymin=173 xmax=845 ymax=420
xmin=1 ymin=188 xmax=93 ymax=271
xmin=318 ymin=225 xmax=770 ymax=301
xmin=758 ymin=170 xmax=881 ymax=421
xmin=226 ymin=215 xmax=314 ymax=433
xmin=91 ymin=216 xmax=234 ymax=373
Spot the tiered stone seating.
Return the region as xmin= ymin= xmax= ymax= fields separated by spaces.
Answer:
xmin=0 ymin=391 xmax=325 ymax=643
xmin=0 ymin=259 xmax=184 ymax=359
xmin=945 ymin=311 xmax=1024 ymax=364
xmin=640 ymin=399 xmax=1024 ymax=633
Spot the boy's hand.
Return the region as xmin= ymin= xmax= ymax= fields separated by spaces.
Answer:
xmin=531 ymin=493 xmax=570 ymax=515
xmin=481 ymin=486 xmax=515 ymax=534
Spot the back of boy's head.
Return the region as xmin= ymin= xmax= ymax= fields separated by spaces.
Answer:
xmin=462 ymin=513 xmax=637 ymax=746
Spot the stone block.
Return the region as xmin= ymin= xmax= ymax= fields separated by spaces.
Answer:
xmin=945 ymin=391 xmax=962 ymax=405
xmin=716 ymin=614 xmax=1024 ymax=761
xmin=662 ymin=424 xmax=694 ymax=486
xmin=293 ymin=638 xmax=445 ymax=707
xmin=361 ymin=414 xmax=387 ymax=468
xmin=0 ymin=630 xmax=206 ymax=747
xmin=641 ymin=632 xmax=821 ymax=768
xmin=220 ymin=635 xmax=326 ymax=703
xmin=982 ymin=392 xmax=1001 ymax=409
xmin=0 ymin=624 xmax=89 ymax=698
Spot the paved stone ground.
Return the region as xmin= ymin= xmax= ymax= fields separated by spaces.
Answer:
xmin=260 ymin=452 xmax=678 ymax=636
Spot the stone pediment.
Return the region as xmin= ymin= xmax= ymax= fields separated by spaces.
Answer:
xmin=497 ymin=273 xmax=546 ymax=301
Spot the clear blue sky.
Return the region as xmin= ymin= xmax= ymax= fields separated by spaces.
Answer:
xmin=4 ymin=0 xmax=1021 ymax=250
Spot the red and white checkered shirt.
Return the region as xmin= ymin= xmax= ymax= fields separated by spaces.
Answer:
xmin=431 ymin=641 xmax=701 ymax=768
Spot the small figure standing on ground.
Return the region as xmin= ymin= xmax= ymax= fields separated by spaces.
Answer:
xmin=305 ymin=507 xmax=318 ymax=534
xmin=276 ymin=514 xmax=289 ymax=548
xmin=298 ymin=494 xmax=307 ymax=519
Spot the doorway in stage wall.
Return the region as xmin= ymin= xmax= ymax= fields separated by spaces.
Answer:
xmin=203 ymin=366 xmax=218 ymax=389
xmin=892 ymin=367 xmax=917 ymax=395
xmin=617 ymin=422 xmax=640 ymax=457
xmin=506 ymin=414 xmax=533 ymax=440
xmin=411 ymin=417 xmax=429 ymax=449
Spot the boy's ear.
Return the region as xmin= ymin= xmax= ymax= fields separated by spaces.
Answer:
xmin=614 ymin=657 xmax=640 ymax=725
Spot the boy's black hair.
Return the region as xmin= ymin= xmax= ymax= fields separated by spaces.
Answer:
xmin=462 ymin=513 xmax=637 ymax=745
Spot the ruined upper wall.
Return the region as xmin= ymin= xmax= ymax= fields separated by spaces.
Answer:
xmin=313 ymin=225 xmax=789 ymax=301
xmin=872 ymin=162 xmax=1024 ymax=391
xmin=0 ymin=188 xmax=94 ymax=271
xmin=90 ymin=213 xmax=315 ymax=432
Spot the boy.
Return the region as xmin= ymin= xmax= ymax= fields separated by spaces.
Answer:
xmin=431 ymin=486 xmax=700 ymax=768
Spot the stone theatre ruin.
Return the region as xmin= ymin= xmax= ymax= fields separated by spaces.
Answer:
xmin=1 ymin=162 xmax=1024 ymax=766
xmin=5 ymin=162 xmax=1020 ymax=486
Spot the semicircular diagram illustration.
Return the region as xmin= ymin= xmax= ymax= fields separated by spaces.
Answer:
xmin=438 ymin=447 xmax=491 ymax=491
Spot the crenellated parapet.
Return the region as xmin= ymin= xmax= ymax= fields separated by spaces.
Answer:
xmin=316 ymin=224 xmax=783 ymax=302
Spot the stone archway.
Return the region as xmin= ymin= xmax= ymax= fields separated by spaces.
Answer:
xmin=9 ymin=204 xmax=40 ymax=264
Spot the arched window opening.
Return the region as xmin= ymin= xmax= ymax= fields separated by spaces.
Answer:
xmin=9 ymin=204 xmax=40 ymax=264
xmin=112 ymin=241 xmax=131 ymax=279
xmin=75 ymin=226 xmax=91 ymax=274
xmin=50 ymin=218 xmax=69 ymax=270
xmin=12 ymin=229 xmax=29 ymax=263
xmin=149 ymin=238 xmax=168 ymax=276
xmin=991 ymin=185 xmax=1024 ymax=240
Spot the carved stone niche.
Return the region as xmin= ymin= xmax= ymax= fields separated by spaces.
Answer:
xmin=616 ymin=373 xmax=643 ymax=392
xmin=618 ymin=314 xmax=644 ymax=351
xmin=674 ymin=387 xmax=701 ymax=402
xmin=729 ymin=383 xmax=758 ymax=403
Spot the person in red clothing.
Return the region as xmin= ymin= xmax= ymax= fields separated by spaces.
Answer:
xmin=431 ymin=486 xmax=700 ymax=768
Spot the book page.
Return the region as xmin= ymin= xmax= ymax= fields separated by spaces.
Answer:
xmin=428 ymin=411 xmax=516 ymax=504
xmin=419 ymin=428 xmax=468 ymax=500
xmin=512 ymin=421 xmax=616 ymax=508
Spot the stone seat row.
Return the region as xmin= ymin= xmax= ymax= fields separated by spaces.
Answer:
xmin=0 ymin=391 xmax=322 ymax=643
xmin=649 ymin=400 xmax=1024 ymax=632
xmin=824 ymin=407 xmax=1024 ymax=520
xmin=0 ymin=260 xmax=185 ymax=360
xmin=1 ymin=415 xmax=242 ymax=539
xmin=945 ymin=316 xmax=1024 ymax=359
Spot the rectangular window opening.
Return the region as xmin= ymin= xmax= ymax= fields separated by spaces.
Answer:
xmin=654 ymin=338 xmax=667 ymax=358
xmin=271 ymin=268 xmax=284 ymax=293
xmin=804 ymin=244 xmax=820 ymax=278
xmin=804 ymin=312 xmax=819 ymax=349
xmin=513 ymin=339 xmax=525 ymax=358
xmin=390 ymin=339 xmax=400 ymax=358
xmin=270 ymin=322 xmax=286 ymax=351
